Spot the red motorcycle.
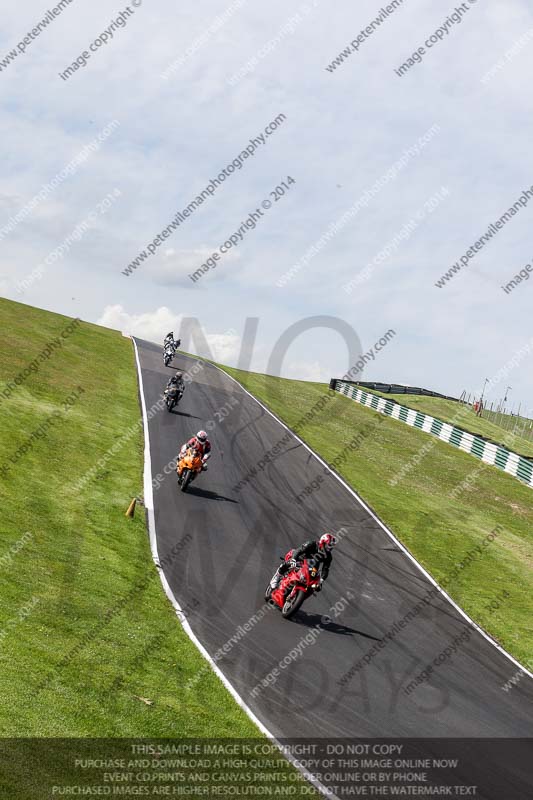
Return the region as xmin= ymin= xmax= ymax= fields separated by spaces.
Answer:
xmin=265 ymin=557 xmax=321 ymax=618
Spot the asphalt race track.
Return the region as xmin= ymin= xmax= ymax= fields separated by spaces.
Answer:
xmin=134 ymin=338 xmax=533 ymax=795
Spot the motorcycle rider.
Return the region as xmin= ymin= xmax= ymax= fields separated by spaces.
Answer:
xmin=178 ymin=430 xmax=211 ymax=471
xmin=270 ymin=533 xmax=337 ymax=590
xmin=164 ymin=332 xmax=181 ymax=351
xmin=166 ymin=370 xmax=185 ymax=398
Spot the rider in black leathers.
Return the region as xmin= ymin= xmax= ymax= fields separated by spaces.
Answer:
xmin=166 ymin=370 xmax=185 ymax=397
xmin=164 ymin=332 xmax=181 ymax=350
xmin=270 ymin=533 xmax=337 ymax=589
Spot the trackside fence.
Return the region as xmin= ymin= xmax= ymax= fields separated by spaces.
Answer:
xmin=331 ymin=380 xmax=533 ymax=490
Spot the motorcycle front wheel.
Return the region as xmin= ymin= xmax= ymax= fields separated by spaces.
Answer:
xmin=282 ymin=589 xmax=306 ymax=618
xmin=181 ymin=469 xmax=192 ymax=492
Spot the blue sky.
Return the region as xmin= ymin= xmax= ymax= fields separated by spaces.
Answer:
xmin=1 ymin=0 xmax=533 ymax=412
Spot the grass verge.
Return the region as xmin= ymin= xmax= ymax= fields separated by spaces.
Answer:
xmin=362 ymin=389 xmax=533 ymax=458
xmin=0 ymin=298 xmax=266 ymax=740
xmin=221 ymin=366 xmax=533 ymax=667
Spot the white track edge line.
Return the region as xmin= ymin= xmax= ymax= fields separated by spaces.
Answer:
xmin=212 ymin=361 xmax=533 ymax=683
xmin=130 ymin=338 xmax=335 ymax=799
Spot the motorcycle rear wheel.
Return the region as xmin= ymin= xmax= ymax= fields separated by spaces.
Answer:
xmin=282 ymin=589 xmax=306 ymax=618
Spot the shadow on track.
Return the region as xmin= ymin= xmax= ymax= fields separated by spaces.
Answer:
xmin=289 ymin=610 xmax=382 ymax=640
xmin=185 ymin=486 xmax=239 ymax=503
xmin=168 ymin=409 xmax=202 ymax=419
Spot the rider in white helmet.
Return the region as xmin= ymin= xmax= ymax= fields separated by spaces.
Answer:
xmin=179 ymin=430 xmax=211 ymax=470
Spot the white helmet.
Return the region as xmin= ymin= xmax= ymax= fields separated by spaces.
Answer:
xmin=319 ymin=533 xmax=337 ymax=551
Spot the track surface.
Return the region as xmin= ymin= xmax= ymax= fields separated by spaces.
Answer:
xmin=135 ymin=339 xmax=532 ymax=792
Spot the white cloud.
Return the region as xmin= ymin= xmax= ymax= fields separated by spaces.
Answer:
xmin=97 ymin=305 xmax=182 ymax=343
xmin=1 ymin=0 xmax=533 ymax=403
xmin=285 ymin=360 xmax=332 ymax=383
xmin=96 ymin=304 xmax=241 ymax=364
xmin=202 ymin=332 xmax=241 ymax=363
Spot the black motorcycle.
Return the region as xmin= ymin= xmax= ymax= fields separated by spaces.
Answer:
xmin=164 ymin=386 xmax=181 ymax=412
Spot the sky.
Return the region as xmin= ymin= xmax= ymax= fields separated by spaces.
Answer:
xmin=1 ymin=0 xmax=533 ymax=412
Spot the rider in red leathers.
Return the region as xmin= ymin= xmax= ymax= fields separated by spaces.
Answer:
xmin=178 ymin=430 xmax=211 ymax=470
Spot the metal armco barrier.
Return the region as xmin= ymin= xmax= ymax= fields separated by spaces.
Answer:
xmin=333 ymin=380 xmax=533 ymax=489
xmin=331 ymin=379 xmax=459 ymax=401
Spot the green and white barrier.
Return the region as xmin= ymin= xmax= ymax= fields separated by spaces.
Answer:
xmin=334 ymin=380 xmax=533 ymax=489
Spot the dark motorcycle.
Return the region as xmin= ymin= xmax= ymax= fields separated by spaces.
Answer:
xmin=164 ymin=386 xmax=181 ymax=412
